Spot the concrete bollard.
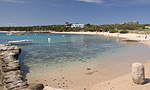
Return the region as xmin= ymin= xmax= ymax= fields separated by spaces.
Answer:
xmin=132 ymin=63 xmax=145 ymax=84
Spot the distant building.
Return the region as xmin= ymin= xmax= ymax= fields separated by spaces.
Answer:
xmin=117 ymin=21 xmax=139 ymax=25
xmin=71 ymin=24 xmax=84 ymax=28
xmin=145 ymin=26 xmax=150 ymax=29
xmin=118 ymin=22 xmax=124 ymax=25
xmin=124 ymin=21 xmax=139 ymax=25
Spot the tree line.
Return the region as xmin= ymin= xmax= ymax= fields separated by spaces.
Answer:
xmin=0 ymin=24 xmax=150 ymax=32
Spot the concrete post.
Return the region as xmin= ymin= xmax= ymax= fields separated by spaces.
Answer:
xmin=132 ymin=63 xmax=145 ymax=84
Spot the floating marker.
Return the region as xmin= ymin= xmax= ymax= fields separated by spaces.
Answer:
xmin=85 ymin=45 xmax=88 ymax=49
xmin=48 ymin=38 xmax=51 ymax=40
xmin=62 ymin=35 xmax=65 ymax=37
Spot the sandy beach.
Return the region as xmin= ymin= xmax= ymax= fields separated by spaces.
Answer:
xmin=53 ymin=31 xmax=150 ymax=46
xmin=51 ymin=31 xmax=150 ymax=90
xmin=91 ymin=60 xmax=150 ymax=90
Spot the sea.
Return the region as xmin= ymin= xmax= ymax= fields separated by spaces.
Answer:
xmin=0 ymin=32 xmax=150 ymax=89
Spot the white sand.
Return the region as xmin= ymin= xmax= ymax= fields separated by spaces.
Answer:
xmin=91 ymin=60 xmax=150 ymax=90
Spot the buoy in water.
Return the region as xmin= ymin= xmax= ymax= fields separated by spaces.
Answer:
xmin=85 ymin=45 xmax=88 ymax=49
xmin=28 ymin=37 xmax=30 ymax=39
xmin=26 ymin=34 xmax=27 ymax=35
xmin=48 ymin=38 xmax=51 ymax=40
xmin=48 ymin=34 xmax=49 ymax=36
xmin=62 ymin=35 xmax=65 ymax=37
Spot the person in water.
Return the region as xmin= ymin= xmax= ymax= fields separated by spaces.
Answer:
xmin=145 ymin=34 xmax=147 ymax=39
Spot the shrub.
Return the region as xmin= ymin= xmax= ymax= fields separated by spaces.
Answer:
xmin=109 ymin=30 xmax=118 ymax=33
xmin=120 ymin=30 xmax=129 ymax=34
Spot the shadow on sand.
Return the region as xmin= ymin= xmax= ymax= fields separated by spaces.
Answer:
xmin=145 ymin=78 xmax=150 ymax=84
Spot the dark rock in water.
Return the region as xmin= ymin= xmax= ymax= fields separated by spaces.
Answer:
xmin=28 ymin=83 xmax=44 ymax=90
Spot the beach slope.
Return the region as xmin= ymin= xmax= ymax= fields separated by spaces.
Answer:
xmin=91 ymin=60 xmax=150 ymax=90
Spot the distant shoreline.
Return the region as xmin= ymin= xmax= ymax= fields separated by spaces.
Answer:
xmin=52 ymin=31 xmax=150 ymax=46
xmin=0 ymin=31 xmax=52 ymax=33
xmin=1 ymin=31 xmax=150 ymax=46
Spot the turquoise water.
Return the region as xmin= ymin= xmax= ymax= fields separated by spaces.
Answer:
xmin=0 ymin=32 xmax=123 ymax=75
xmin=0 ymin=32 xmax=123 ymax=66
xmin=0 ymin=33 xmax=123 ymax=65
xmin=1 ymin=32 xmax=150 ymax=89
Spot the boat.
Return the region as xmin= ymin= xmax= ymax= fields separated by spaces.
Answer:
xmin=6 ymin=32 xmax=13 ymax=35
xmin=8 ymin=39 xmax=33 ymax=45
xmin=15 ymin=33 xmax=24 ymax=35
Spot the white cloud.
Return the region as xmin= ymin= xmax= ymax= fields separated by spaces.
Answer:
xmin=77 ymin=0 xmax=103 ymax=4
xmin=0 ymin=0 xmax=26 ymax=3
xmin=76 ymin=0 xmax=150 ymax=6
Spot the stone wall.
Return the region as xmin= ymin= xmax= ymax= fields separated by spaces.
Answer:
xmin=0 ymin=44 xmax=29 ymax=90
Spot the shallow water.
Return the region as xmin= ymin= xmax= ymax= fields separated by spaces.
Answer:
xmin=0 ymin=32 xmax=150 ymax=89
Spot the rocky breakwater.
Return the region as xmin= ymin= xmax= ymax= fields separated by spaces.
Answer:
xmin=0 ymin=44 xmax=29 ymax=90
xmin=0 ymin=44 xmax=45 ymax=90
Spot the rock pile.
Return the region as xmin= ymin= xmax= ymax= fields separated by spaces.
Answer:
xmin=0 ymin=44 xmax=29 ymax=90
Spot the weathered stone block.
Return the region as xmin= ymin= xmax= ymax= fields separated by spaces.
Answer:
xmin=132 ymin=63 xmax=145 ymax=84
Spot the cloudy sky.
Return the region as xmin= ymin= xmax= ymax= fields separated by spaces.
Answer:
xmin=0 ymin=0 xmax=150 ymax=26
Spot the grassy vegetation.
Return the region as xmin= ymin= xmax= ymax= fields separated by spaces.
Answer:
xmin=119 ymin=30 xmax=129 ymax=34
xmin=109 ymin=30 xmax=118 ymax=33
xmin=0 ymin=23 xmax=150 ymax=32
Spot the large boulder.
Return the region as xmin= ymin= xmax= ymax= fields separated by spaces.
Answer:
xmin=28 ymin=83 xmax=44 ymax=90
xmin=132 ymin=63 xmax=145 ymax=84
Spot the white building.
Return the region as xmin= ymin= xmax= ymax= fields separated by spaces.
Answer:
xmin=145 ymin=26 xmax=150 ymax=29
xmin=71 ymin=24 xmax=84 ymax=28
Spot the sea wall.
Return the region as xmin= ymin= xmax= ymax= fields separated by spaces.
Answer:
xmin=0 ymin=44 xmax=29 ymax=90
xmin=0 ymin=44 xmax=45 ymax=90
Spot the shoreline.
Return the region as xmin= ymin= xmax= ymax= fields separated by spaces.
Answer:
xmin=1 ymin=30 xmax=150 ymax=46
xmin=51 ymin=31 xmax=150 ymax=46
xmin=51 ymin=31 xmax=150 ymax=90
xmin=0 ymin=31 xmax=52 ymax=33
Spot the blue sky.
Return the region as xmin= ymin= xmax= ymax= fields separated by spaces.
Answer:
xmin=0 ymin=0 xmax=150 ymax=26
